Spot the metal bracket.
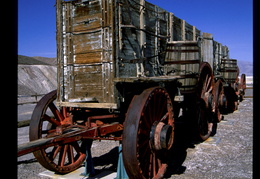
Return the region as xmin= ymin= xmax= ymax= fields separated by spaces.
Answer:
xmin=174 ymin=87 xmax=184 ymax=102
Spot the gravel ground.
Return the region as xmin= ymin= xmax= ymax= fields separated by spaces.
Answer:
xmin=17 ymin=98 xmax=253 ymax=179
xmin=169 ymin=98 xmax=253 ymax=179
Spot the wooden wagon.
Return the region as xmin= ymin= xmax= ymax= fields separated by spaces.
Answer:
xmin=18 ymin=0 xmax=246 ymax=178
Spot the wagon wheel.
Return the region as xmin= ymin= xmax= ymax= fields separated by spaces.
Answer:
xmin=196 ymin=63 xmax=214 ymax=141
xmin=29 ymin=90 xmax=86 ymax=174
xmin=239 ymin=74 xmax=246 ymax=101
xmin=122 ymin=87 xmax=174 ymax=179
xmin=212 ymin=79 xmax=224 ymax=122
xmin=223 ymin=86 xmax=238 ymax=113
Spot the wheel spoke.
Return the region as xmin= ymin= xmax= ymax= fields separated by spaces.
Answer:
xmin=153 ymin=153 xmax=157 ymax=177
xmin=205 ymin=76 xmax=212 ymax=93
xmin=43 ymin=114 xmax=61 ymax=126
xmin=157 ymin=158 xmax=162 ymax=170
xmin=149 ymin=152 xmax=153 ymax=178
xmin=67 ymin=145 xmax=75 ymax=164
xmin=138 ymin=140 xmax=150 ymax=159
xmin=49 ymin=102 xmax=64 ymax=122
xmin=139 ymin=147 xmax=151 ymax=175
xmin=147 ymin=103 xmax=154 ymax=125
xmin=59 ymin=145 xmax=68 ymax=167
xmin=156 ymin=99 xmax=167 ymax=121
xmin=71 ymin=141 xmax=81 ymax=154
xmin=52 ymin=146 xmax=62 ymax=160
xmin=142 ymin=114 xmax=152 ymax=131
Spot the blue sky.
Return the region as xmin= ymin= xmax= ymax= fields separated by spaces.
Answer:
xmin=18 ymin=0 xmax=253 ymax=62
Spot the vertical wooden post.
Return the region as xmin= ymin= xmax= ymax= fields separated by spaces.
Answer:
xmin=169 ymin=13 xmax=174 ymax=42
xmin=56 ymin=0 xmax=63 ymax=102
xmin=140 ymin=0 xmax=145 ymax=48
xmin=181 ymin=19 xmax=186 ymax=41
xmin=193 ymin=26 xmax=196 ymax=41
xmin=137 ymin=0 xmax=145 ymax=77
xmin=118 ymin=3 xmax=123 ymax=51
xmin=201 ymin=33 xmax=214 ymax=68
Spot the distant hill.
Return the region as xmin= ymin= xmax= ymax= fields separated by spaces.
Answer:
xmin=18 ymin=55 xmax=57 ymax=95
xmin=18 ymin=55 xmax=56 ymax=66
xmin=237 ymin=60 xmax=253 ymax=76
xmin=32 ymin=56 xmax=57 ymax=66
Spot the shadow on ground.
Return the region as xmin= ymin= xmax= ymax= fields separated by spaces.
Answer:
xmin=89 ymin=115 xmax=212 ymax=178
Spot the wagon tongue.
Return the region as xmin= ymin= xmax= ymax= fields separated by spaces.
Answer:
xmin=150 ymin=121 xmax=174 ymax=151
xmin=17 ymin=126 xmax=88 ymax=157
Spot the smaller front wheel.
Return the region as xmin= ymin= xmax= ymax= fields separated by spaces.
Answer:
xmin=29 ymin=90 xmax=86 ymax=174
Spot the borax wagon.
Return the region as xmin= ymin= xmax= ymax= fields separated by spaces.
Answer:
xmin=18 ymin=0 xmax=246 ymax=178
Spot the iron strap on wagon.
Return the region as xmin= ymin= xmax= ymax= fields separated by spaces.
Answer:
xmin=18 ymin=0 xmax=246 ymax=178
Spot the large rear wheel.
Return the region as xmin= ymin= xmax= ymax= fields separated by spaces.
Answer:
xmin=196 ymin=63 xmax=214 ymax=141
xmin=122 ymin=87 xmax=175 ymax=179
xmin=213 ymin=79 xmax=225 ymax=122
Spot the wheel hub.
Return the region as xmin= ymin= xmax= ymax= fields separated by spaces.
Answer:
xmin=150 ymin=121 xmax=174 ymax=151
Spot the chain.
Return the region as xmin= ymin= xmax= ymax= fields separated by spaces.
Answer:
xmin=166 ymin=68 xmax=199 ymax=75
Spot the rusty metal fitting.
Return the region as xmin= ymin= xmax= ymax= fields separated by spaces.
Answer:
xmin=150 ymin=121 xmax=174 ymax=151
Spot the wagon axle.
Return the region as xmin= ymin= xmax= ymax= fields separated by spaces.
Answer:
xmin=150 ymin=121 xmax=174 ymax=151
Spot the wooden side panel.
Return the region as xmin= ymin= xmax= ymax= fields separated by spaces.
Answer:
xmin=116 ymin=0 xmax=169 ymax=77
xmin=222 ymin=45 xmax=230 ymax=59
xmin=213 ymin=41 xmax=230 ymax=74
xmin=57 ymin=0 xmax=115 ymax=107
xmin=73 ymin=4 xmax=102 ymax=32
xmin=172 ymin=16 xmax=183 ymax=41
xmin=185 ymin=22 xmax=194 ymax=41
xmin=219 ymin=59 xmax=238 ymax=83
xmin=164 ymin=41 xmax=200 ymax=91
xmin=74 ymin=64 xmax=103 ymax=100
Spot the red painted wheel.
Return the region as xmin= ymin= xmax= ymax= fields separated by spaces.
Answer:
xmin=196 ymin=63 xmax=214 ymax=141
xmin=122 ymin=87 xmax=174 ymax=179
xmin=223 ymin=86 xmax=238 ymax=113
xmin=29 ymin=90 xmax=86 ymax=174
xmin=213 ymin=79 xmax=224 ymax=122
xmin=196 ymin=99 xmax=213 ymax=140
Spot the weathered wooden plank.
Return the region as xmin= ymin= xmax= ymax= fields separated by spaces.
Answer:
xmin=57 ymin=102 xmax=118 ymax=109
xmin=73 ymin=2 xmax=102 ymax=32
xmin=201 ymin=33 xmax=214 ymax=68
xmin=73 ymin=32 xmax=102 ymax=55
xmin=185 ymin=22 xmax=194 ymax=41
xmin=72 ymin=64 xmax=103 ymax=101
xmin=17 ymin=120 xmax=31 ymax=128
xmin=164 ymin=41 xmax=200 ymax=91
xmin=74 ymin=52 xmax=102 ymax=64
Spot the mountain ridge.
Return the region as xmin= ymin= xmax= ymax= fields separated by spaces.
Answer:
xmin=18 ymin=55 xmax=56 ymax=66
xmin=18 ymin=55 xmax=57 ymax=95
xmin=237 ymin=60 xmax=253 ymax=76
